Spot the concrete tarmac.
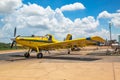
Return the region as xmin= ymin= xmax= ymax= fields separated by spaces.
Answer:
xmin=0 ymin=47 xmax=120 ymax=80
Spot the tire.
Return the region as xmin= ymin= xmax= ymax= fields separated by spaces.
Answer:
xmin=37 ymin=53 xmax=43 ymax=58
xmin=24 ymin=52 xmax=30 ymax=58
xmin=68 ymin=51 xmax=70 ymax=54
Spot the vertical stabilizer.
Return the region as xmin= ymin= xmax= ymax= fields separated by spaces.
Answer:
xmin=65 ymin=34 xmax=72 ymax=41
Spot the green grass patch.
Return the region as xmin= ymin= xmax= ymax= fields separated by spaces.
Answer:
xmin=0 ymin=42 xmax=22 ymax=50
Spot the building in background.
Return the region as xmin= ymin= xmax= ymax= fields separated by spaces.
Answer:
xmin=119 ymin=35 xmax=120 ymax=44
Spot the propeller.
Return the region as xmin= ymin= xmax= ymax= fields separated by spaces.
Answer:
xmin=14 ymin=27 xmax=16 ymax=37
xmin=10 ymin=27 xmax=17 ymax=48
xmin=10 ymin=41 xmax=16 ymax=48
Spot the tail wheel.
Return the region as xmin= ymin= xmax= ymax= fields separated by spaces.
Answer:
xmin=68 ymin=51 xmax=70 ymax=54
xmin=37 ymin=53 xmax=43 ymax=58
xmin=24 ymin=52 xmax=30 ymax=58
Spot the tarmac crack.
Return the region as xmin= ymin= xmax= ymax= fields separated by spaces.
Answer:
xmin=112 ymin=63 xmax=116 ymax=80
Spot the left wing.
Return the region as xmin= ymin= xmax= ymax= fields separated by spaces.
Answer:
xmin=38 ymin=36 xmax=105 ymax=50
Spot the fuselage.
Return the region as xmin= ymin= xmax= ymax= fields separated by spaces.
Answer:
xmin=15 ymin=34 xmax=59 ymax=48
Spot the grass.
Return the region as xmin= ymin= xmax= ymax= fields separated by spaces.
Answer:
xmin=0 ymin=42 xmax=22 ymax=50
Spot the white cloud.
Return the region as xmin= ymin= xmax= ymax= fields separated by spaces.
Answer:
xmin=74 ymin=16 xmax=99 ymax=29
xmin=98 ymin=10 xmax=120 ymax=27
xmin=60 ymin=2 xmax=85 ymax=11
xmin=98 ymin=11 xmax=111 ymax=18
xmin=117 ymin=9 xmax=120 ymax=13
xmin=0 ymin=2 xmax=99 ymax=42
xmin=111 ymin=16 xmax=120 ymax=27
xmin=1 ymin=1 xmax=119 ymax=43
xmin=91 ymin=29 xmax=109 ymax=39
xmin=0 ymin=0 xmax=22 ymax=14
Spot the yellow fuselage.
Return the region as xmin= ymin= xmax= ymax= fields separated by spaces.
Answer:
xmin=16 ymin=36 xmax=59 ymax=49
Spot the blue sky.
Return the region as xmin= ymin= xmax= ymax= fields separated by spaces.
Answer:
xmin=23 ymin=0 xmax=120 ymax=19
xmin=23 ymin=0 xmax=120 ymax=39
xmin=0 ymin=0 xmax=120 ymax=42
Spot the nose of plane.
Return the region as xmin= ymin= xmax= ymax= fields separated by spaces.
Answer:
xmin=11 ymin=37 xmax=15 ymax=41
xmin=10 ymin=36 xmax=20 ymax=48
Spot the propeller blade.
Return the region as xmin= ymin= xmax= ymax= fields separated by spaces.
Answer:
xmin=10 ymin=27 xmax=20 ymax=49
xmin=10 ymin=27 xmax=18 ymax=48
xmin=14 ymin=27 xmax=16 ymax=37
xmin=10 ymin=41 xmax=15 ymax=48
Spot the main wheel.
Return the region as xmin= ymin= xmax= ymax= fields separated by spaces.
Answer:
xmin=37 ymin=53 xmax=43 ymax=58
xmin=24 ymin=52 xmax=30 ymax=58
xmin=68 ymin=51 xmax=70 ymax=54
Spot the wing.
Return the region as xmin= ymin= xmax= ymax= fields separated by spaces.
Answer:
xmin=38 ymin=36 xmax=105 ymax=50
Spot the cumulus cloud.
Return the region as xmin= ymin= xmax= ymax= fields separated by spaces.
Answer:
xmin=0 ymin=0 xmax=22 ymax=15
xmin=60 ymin=2 xmax=85 ymax=11
xmin=90 ymin=29 xmax=109 ymax=39
xmin=98 ymin=11 xmax=111 ymax=18
xmin=117 ymin=9 xmax=120 ymax=13
xmin=74 ymin=16 xmax=99 ymax=29
xmin=1 ymin=1 xmax=119 ymax=42
xmin=98 ymin=10 xmax=120 ymax=27
xmin=0 ymin=2 xmax=99 ymax=42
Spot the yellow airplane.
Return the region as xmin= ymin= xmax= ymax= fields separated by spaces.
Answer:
xmin=11 ymin=28 xmax=105 ymax=58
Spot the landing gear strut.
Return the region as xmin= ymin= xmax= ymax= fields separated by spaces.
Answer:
xmin=24 ymin=52 xmax=30 ymax=58
xmin=24 ymin=48 xmax=31 ymax=58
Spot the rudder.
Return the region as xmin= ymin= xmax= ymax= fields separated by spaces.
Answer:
xmin=65 ymin=34 xmax=72 ymax=41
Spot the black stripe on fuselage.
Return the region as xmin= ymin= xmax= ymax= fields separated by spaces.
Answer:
xmin=19 ymin=39 xmax=53 ymax=43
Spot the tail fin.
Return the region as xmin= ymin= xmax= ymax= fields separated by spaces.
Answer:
xmin=65 ymin=34 xmax=72 ymax=41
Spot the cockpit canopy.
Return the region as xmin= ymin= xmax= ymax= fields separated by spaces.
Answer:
xmin=45 ymin=34 xmax=52 ymax=41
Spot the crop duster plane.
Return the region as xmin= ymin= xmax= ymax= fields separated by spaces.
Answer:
xmin=11 ymin=28 xmax=105 ymax=58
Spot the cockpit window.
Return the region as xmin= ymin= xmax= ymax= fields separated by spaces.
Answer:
xmin=48 ymin=35 xmax=52 ymax=41
xmin=31 ymin=35 xmax=35 ymax=37
xmin=45 ymin=34 xmax=49 ymax=39
xmin=45 ymin=34 xmax=52 ymax=41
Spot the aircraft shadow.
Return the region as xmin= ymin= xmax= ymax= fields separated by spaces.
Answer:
xmin=9 ymin=54 xmax=24 ymax=57
xmin=6 ymin=58 xmax=27 ymax=62
xmin=5 ymin=54 xmax=101 ymax=61
xmin=43 ymin=56 xmax=101 ymax=61
xmin=87 ymin=51 xmax=107 ymax=56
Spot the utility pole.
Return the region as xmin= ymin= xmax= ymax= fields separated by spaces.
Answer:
xmin=109 ymin=21 xmax=112 ymax=45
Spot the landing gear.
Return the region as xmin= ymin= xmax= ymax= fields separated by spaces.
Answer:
xmin=68 ymin=49 xmax=71 ymax=54
xmin=24 ymin=48 xmax=31 ymax=58
xmin=24 ymin=48 xmax=43 ymax=59
xmin=24 ymin=52 xmax=30 ymax=58
xmin=37 ymin=53 xmax=43 ymax=58
xmin=68 ymin=51 xmax=70 ymax=54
